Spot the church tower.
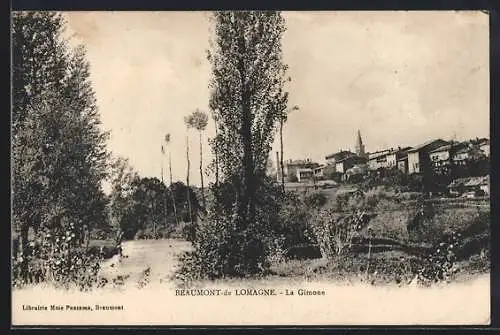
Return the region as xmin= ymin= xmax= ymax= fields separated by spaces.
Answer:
xmin=355 ymin=130 xmax=366 ymax=158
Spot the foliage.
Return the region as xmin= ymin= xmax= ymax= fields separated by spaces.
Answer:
xmin=304 ymin=191 xmax=328 ymax=209
xmin=310 ymin=208 xmax=371 ymax=259
xmin=12 ymin=11 xmax=110 ymax=286
xmin=110 ymin=172 xmax=201 ymax=241
xmin=185 ymin=109 xmax=209 ymax=210
xmin=178 ymin=11 xmax=291 ymax=280
xmin=207 ymin=11 xmax=289 ymax=224
xmin=415 ymin=231 xmax=461 ymax=284
xmin=12 ymin=223 xmax=102 ymax=291
xmin=185 ymin=109 xmax=209 ymax=132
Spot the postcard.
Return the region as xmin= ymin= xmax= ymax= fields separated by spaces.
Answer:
xmin=11 ymin=10 xmax=490 ymax=326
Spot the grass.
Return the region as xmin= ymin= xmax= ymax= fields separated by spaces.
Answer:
xmin=12 ymin=238 xmax=490 ymax=326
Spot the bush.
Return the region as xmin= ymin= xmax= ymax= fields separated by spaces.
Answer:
xmin=168 ymin=221 xmax=197 ymax=241
xmin=12 ymin=223 xmax=102 ymax=291
xmin=274 ymin=192 xmax=315 ymax=251
xmin=304 ymin=191 xmax=328 ymax=209
xmin=176 ymin=177 xmax=319 ymax=281
xmin=175 ymin=214 xmax=269 ymax=282
xmin=310 ymin=207 xmax=370 ymax=259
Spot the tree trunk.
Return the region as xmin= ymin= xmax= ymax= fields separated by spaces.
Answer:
xmin=214 ymin=120 xmax=219 ymax=187
xmin=199 ymin=131 xmax=206 ymax=211
xmin=237 ymin=29 xmax=255 ymax=230
xmin=169 ymin=150 xmax=179 ymax=226
xmin=19 ymin=222 xmax=29 ymax=281
xmin=161 ymin=150 xmax=167 ymax=235
xmin=240 ymin=81 xmax=255 ymax=228
xmin=279 ymin=117 xmax=285 ymax=193
xmin=186 ymin=134 xmax=193 ymax=224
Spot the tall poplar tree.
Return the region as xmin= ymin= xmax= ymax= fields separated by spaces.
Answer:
xmin=208 ymin=11 xmax=290 ymax=230
xmin=179 ymin=11 xmax=292 ymax=277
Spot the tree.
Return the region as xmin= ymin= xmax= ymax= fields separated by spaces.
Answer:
xmin=211 ymin=112 xmax=220 ymax=186
xmin=129 ymin=177 xmax=169 ymax=239
xmin=279 ymin=105 xmax=299 ymax=192
xmin=170 ymin=181 xmax=201 ymax=223
xmin=185 ymin=109 xmax=209 ymax=211
xmin=183 ymin=115 xmax=194 ymax=225
xmin=203 ymin=11 xmax=290 ymax=275
xmin=12 ymin=12 xmax=68 ymax=279
xmin=12 ymin=12 xmax=110 ymax=283
xmin=164 ymin=134 xmax=179 ymax=225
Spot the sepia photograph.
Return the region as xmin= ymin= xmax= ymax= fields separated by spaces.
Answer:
xmin=11 ymin=10 xmax=490 ymax=326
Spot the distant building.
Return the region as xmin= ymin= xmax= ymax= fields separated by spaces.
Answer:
xmin=313 ymin=164 xmax=338 ymax=181
xmin=367 ymin=149 xmax=392 ymax=170
xmin=386 ymin=147 xmax=412 ymax=169
xmin=345 ymin=163 xmax=368 ymax=182
xmin=397 ymin=154 xmax=409 ymax=174
xmin=407 ymin=139 xmax=449 ymax=174
xmin=451 ymin=143 xmax=484 ymax=167
xmin=296 ymin=168 xmax=314 ymax=182
xmin=284 ymin=159 xmax=319 ymax=182
xmin=428 ymin=142 xmax=467 ymax=175
xmin=313 ymin=165 xmax=325 ymax=179
xmin=477 ymin=138 xmax=490 ymax=157
xmin=335 ymin=155 xmax=367 ymax=174
xmin=325 ymin=150 xmax=356 ymax=166
xmin=447 ymin=175 xmax=489 ymax=197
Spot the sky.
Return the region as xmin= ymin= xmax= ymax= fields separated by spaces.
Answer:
xmin=63 ymin=11 xmax=489 ymax=188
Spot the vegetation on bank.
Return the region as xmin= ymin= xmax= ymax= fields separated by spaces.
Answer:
xmin=11 ymin=11 xmax=490 ymax=291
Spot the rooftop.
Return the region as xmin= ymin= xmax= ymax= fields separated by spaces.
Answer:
xmin=325 ymin=150 xmax=355 ymax=160
xmin=408 ymin=139 xmax=448 ymax=153
xmin=336 ymin=155 xmax=367 ymax=164
xmin=429 ymin=142 xmax=468 ymax=154
xmin=368 ymin=150 xmax=391 ymax=160
xmin=368 ymin=146 xmax=412 ymax=160
xmin=286 ymin=159 xmax=318 ymax=166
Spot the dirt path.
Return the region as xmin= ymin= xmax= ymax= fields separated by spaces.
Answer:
xmin=98 ymin=239 xmax=192 ymax=287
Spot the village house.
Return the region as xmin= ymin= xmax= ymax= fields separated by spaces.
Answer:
xmin=386 ymin=147 xmax=412 ymax=169
xmin=283 ymin=159 xmax=320 ymax=182
xmin=407 ymin=139 xmax=449 ymax=174
xmin=313 ymin=165 xmax=325 ymax=179
xmin=397 ymin=154 xmax=409 ymax=174
xmin=313 ymin=164 xmax=337 ymax=180
xmin=325 ymin=150 xmax=356 ymax=166
xmin=366 ymin=146 xmax=411 ymax=173
xmin=428 ymin=142 xmax=467 ymax=175
xmin=451 ymin=143 xmax=484 ymax=167
xmin=447 ymin=175 xmax=489 ymax=197
xmin=367 ymin=149 xmax=391 ymax=170
xmin=296 ymin=168 xmax=314 ymax=182
xmin=335 ymin=155 xmax=367 ymax=175
xmin=345 ymin=163 xmax=368 ymax=182
xmin=478 ymin=138 xmax=490 ymax=157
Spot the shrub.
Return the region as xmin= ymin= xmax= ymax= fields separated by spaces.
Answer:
xmin=415 ymin=230 xmax=461 ymax=284
xmin=169 ymin=221 xmax=197 ymax=241
xmin=176 ymin=177 xmax=319 ymax=281
xmin=310 ymin=207 xmax=370 ymax=259
xmin=274 ymin=192 xmax=315 ymax=251
xmin=304 ymin=191 xmax=328 ymax=209
xmin=175 ymin=213 xmax=269 ymax=282
xmin=12 ymin=223 xmax=102 ymax=291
